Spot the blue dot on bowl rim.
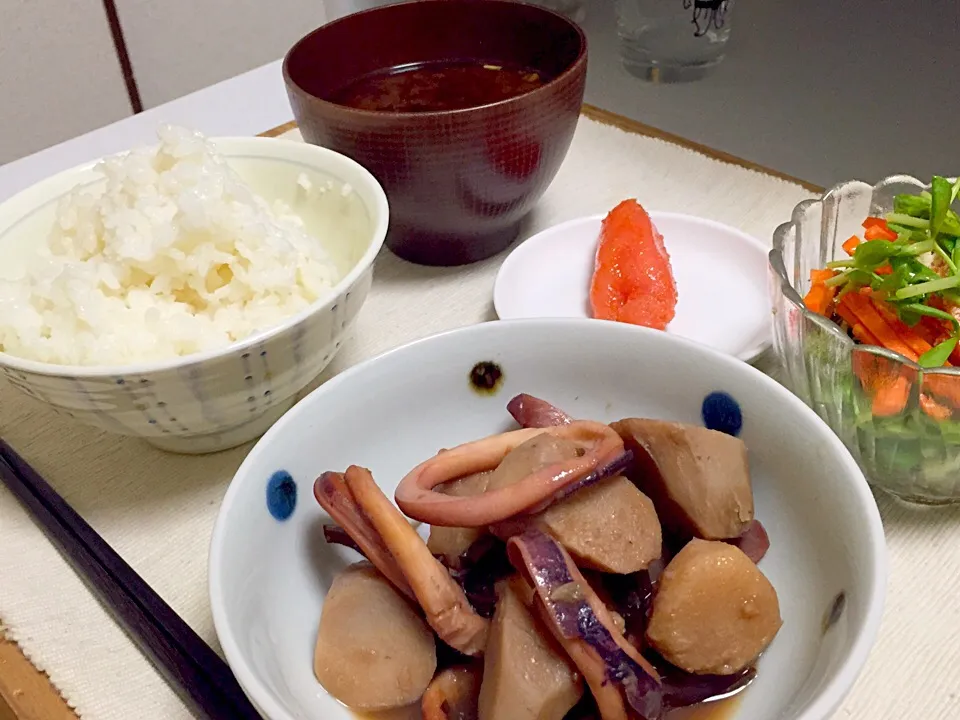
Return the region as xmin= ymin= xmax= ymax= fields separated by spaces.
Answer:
xmin=266 ymin=470 xmax=297 ymax=521
xmin=701 ymin=391 xmax=743 ymax=437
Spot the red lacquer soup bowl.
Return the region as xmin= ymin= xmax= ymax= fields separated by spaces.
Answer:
xmin=283 ymin=0 xmax=587 ymax=266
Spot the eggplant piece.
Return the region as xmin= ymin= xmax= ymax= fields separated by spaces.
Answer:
xmin=535 ymin=476 xmax=662 ymax=574
xmin=611 ymin=419 xmax=753 ymax=541
xmin=601 ymin=560 xmax=663 ymax=648
xmin=507 ymin=393 xmax=574 ymax=428
xmin=726 ymin=519 xmax=770 ymax=564
xmin=423 ymin=665 xmax=483 ymax=720
xmin=448 ymin=538 xmax=515 ymax=619
xmin=314 ymin=563 xmax=437 ymax=711
xmin=646 ymin=540 xmax=782 ymax=676
xmin=478 ymin=578 xmax=584 ymax=720
xmin=508 ymin=529 xmax=664 ymax=720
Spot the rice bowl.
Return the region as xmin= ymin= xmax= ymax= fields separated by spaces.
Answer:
xmin=0 ymin=133 xmax=389 ymax=453
xmin=0 ymin=126 xmax=346 ymax=367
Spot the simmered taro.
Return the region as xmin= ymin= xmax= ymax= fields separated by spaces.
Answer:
xmin=478 ymin=578 xmax=583 ymax=720
xmin=314 ymin=563 xmax=436 ymax=710
xmin=611 ymin=419 xmax=754 ymax=540
xmin=311 ymin=393 xmax=780 ymax=719
xmin=646 ymin=540 xmax=782 ymax=675
xmin=533 ymin=475 xmax=662 ymax=574
xmin=422 ymin=664 xmax=483 ymax=720
xmin=428 ymin=472 xmax=493 ymax=568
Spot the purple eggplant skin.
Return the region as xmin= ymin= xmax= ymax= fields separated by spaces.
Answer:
xmin=601 ymin=556 xmax=665 ymax=643
xmin=446 ymin=538 xmax=514 ymax=620
xmin=508 ymin=528 xmax=664 ymax=720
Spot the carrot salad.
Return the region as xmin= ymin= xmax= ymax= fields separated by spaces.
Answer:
xmin=802 ymin=175 xmax=960 ymax=418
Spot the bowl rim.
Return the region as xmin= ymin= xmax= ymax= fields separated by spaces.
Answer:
xmin=208 ymin=317 xmax=888 ymax=720
xmin=282 ymin=0 xmax=588 ymax=120
xmin=769 ymin=173 xmax=960 ymax=377
xmin=0 ymin=136 xmax=390 ymax=378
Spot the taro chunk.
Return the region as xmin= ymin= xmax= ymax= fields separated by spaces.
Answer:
xmin=314 ymin=563 xmax=437 ymax=710
xmin=646 ymin=539 xmax=782 ymax=675
xmin=478 ymin=578 xmax=583 ymax=720
xmin=612 ymin=418 xmax=753 ymax=540
xmin=536 ymin=476 xmax=662 ymax=574
xmin=428 ymin=471 xmax=492 ymax=568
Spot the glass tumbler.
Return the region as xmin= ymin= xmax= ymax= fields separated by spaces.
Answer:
xmin=615 ymin=0 xmax=735 ymax=82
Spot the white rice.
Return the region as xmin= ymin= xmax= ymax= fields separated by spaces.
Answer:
xmin=0 ymin=125 xmax=343 ymax=367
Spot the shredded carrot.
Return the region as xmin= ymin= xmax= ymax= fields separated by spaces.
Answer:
xmin=803 ymin=269 xmax=837 ymax=316
xmin=875 ymin=264 xmax=893 ymax=275
xmin=870 ymin=300 xmax=934 ymax=357
xmin=920 ymin=393 xmax=952 ymax=421
xmin=925 ymin=376 xmax=960 ymax=408
xmin=842 ymin=235 xmax=861 ymax=255
xmin=839 ymin=293 xmax=919 ymax=361
xmin=835 ymin=300 xmax=868 ymax=336
xmin=863 ymin=216 xmax=891 ymax=231
xmin=853 ymin=350 xmax=911 ymax=415
xmin=803 ymin=284 xmax=835 ymax=315
xmin=864 ymin=223 xmax=898 ymax=241
xmin=851 ymin=359 xmax=900 ymax=417
xmin=851 ymin=323 xmax=881 ymax=346
xmin=871 ymin=374 xmax=911 ymax=416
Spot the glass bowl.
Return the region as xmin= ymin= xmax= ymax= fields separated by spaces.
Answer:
xmin=770 ymin=174 xmax=960 ymax=505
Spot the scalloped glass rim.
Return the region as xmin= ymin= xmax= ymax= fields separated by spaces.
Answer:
xmin=770 ymin=173 xmax=960 ymax=377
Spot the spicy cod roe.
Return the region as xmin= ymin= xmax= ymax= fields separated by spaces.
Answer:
xmin=589 ymin=199 xmax=678 ymax=330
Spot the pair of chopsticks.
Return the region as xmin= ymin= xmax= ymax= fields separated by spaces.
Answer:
xmin=0 ymin=439 xmax=262 ymax=719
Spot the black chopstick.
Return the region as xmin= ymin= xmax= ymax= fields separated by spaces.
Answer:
xmin=0 ymin=440 xmax=262 ymax=720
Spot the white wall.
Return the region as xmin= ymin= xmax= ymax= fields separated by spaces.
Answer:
xmin=113 ymin=0 xmax=333 ymax=109
xmin=0 ymin=0 xmax=132 ymax=165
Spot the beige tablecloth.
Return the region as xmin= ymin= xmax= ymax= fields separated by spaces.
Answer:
xmin=1 ymin=116 xmax=958 ymax=719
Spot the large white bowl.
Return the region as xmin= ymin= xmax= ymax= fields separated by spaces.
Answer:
xmin=0 ymin=138 xmax=388 ymax=453
xmin=209 ymin=319 xmax=887 ymax=720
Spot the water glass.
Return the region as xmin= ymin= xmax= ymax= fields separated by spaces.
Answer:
xmin=615 ymin=0 xmax=735 ymax=82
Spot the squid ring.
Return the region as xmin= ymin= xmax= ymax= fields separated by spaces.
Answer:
xmin=395 ymin=420 xmax=626 ymax=527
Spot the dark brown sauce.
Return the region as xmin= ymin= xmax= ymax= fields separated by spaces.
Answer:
xmin=331 ymin=60 xmax=547 ymax=112
xmin=469 ymin=361 xmax=504 ymax=395
xmin=667 ymin=695 xmax=742 ymax=720
xmin=352 ymin=706 xmax=421 ymax=720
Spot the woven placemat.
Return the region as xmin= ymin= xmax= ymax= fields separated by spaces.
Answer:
xmin=2 ymin=114 xmax=958 ymax=720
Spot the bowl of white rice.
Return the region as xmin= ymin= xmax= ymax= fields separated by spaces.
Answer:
xmin=0 ymin=126 xmax=388 ymax=453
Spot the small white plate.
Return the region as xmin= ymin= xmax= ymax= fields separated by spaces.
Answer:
xmin=494 ymin=212 xmax=772 ymax=362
